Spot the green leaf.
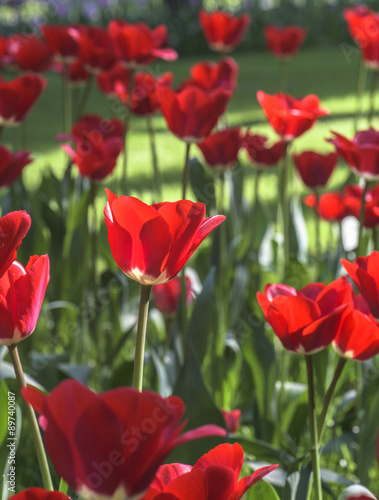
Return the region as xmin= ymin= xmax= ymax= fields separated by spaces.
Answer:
xmin=0 ymin=361 xmax=44 ymax=391
xmin=247 ymin=478 xmax=280 ymax=499
xmin=289 ymin=194 xmax=308 ymax=263
xmin=231 ymin=435 xmax=294 ymax=467
xmin=189 ymin=158 xmax=216 ymax=214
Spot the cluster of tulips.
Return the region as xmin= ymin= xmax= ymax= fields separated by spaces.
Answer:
xmin=2 ymin=4 xmax=379 ymax=500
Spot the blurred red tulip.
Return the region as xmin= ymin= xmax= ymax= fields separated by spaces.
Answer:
xmin=11 ymin=489 xmax=71 ymax=500
xmin=343 ymin=11 xmax=379 ymax=69
xmin=199 ymin=10 xmax=251 ymax=53
xmin=0 ymin=146 xmax=33 ymax=188
xmin=70 ymin=114 xmax=125 ymax=143
xmin=185 ymin=57 xmax=239 ymax=92
xmin=0 ymin=36 xmax=13 ymax=67
xmin=131 ymin=71 xmax=173 ymax=116
xmin=344 ymin=5 xmax=373 ymax=40
xmin=40 ymin=24 xmax=80 ymax=63
xmin=243 ymin=133 xmax=286 ymax=168
xmin=341 ymin=250 xmax=379 ymax=319
xmin=340 ymin=484 xmax=377 ymax=500
xmin=264 ymin=25 xmax=307 ymax=59
xmin=156 ymin=85 xmax=232 ymax=143
xmin=152 ymin=275 xmax=193 ymax=318
xmin=293 ymin=150 xmax=338 ymax=188
xmin=108 ymin=20 xmax=177 ymax=68
xmin=197 ymin=127 xmax=243 ymax=170
xmin=303 ymin=192 xmax=348 ymax=222
xmin=97 ymin=62 xmax=131 ymax=103
xmin=143 ymin=443 xmax=277 ymax=500
xmin=344 ymin=184 xmax=379 ymax=228
xmin=78 ymin=25 xmax=116 ymax=74
xmin=68 ymin=58 xmax=91 ymax=86
xmin=104 ymin=190 xmax=225 ymax=285
xmin=328 ymin=128 xmax=379 ymax=179
xmin=0 ymin=211 xmax=31 ymax=279
xmin=0 ymin=255 xmax=50 ymax=346
xmin=0 ymin=75 xmax=47 ymax=126
xmin=257 ymin=278 xmax=352 ymax=354
xmin=220 ymin=409 xmax=241 ymax=434
xmin=22 ymin=380 xmax=227 ymax=500
xmin=257 ymin=91 xmax=329 ymax=141
xmin=7 ymin=34 xmax=52 ymax=73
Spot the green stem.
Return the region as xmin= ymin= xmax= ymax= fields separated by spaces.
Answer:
xmin=217 ymin=172 xmax=227 ymax=284
xmin=279 ymin=58 xmax=289 ymax=93
xmin=318 ymin=357 xmax=346 ymax=443
xmin=182 ymin=142 xmax=192 ymax=199
xmin=62 ymin=63 xmax=72 ymax=134
xmin=7 ymin=345 xmax=54 ymax=491
xmin=147 ymin=116 xmax=162 ymax=202
xmin=0 ymin=126 xmax=3 ymax=142
xmin=89 ymin=181 xmax=98 ymax=296
xmin=121 ymin=69 xmax=135 ymax=193
xmin=250 ymin=169 xmax=261 ymax=253
xmin=357 ymin=178 xmax=369 ymax=256
xmin=305 ymin=355 xmax=323 ymax=500
xmin=314 ymin=189 xmax=321 ymax=258
xmin=368 ymin=70 xmax=379 ymax=125
xmin=75 ymin=74 xmax=93 ymax=121
xmin=354 ymin=58 xmax=367 ymax=132
xmin=279 ymin=142 xmax=290 ymax=267
xmin=132 ymin=284 xmax=152 ymax=391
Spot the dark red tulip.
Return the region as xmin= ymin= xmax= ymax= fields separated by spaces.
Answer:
xmin=185 ymin=57 xmax=239 ymax=92
xmin=143 ymin=443 xmax=277 ymax=500
xmin=70 ymin=114 xmax=125 ymax=143
xmin=0 ymin=146 xmax=33 ymax=188
xmin=257 ymin=91 xmax=329 ymax=141
xmin=344 ymin=184 xmax=379 ymax=228
xmin=257 ymin=278 xmax=352 ymax=354
xmin=108 ymin=20 xmax=177 ymax=68
xmin=197 ymin=127 xmax=243 ymax=170
xmin=199 ymin=10 xmax=251 ymax=53
xmin=22 ymin=380 xmax=227 ymax=500
xmin=131 ymin=71 xmax=173 ymax=116
xmin=264 ymin=24 xmax=307 ymax=59
xmin=220 ymin=409 xmax=241 ymax=434
xmin=328 ymin=128 xmax=379 ymax=179
xmin=0 ymin=75 xmax=47 ymax=126
xmin=243 ymin=133 xmax=286 ymax=168
xmin=68 ymin=58 xmax=90 ymax=86
xmin=303 ymin=192 xmax=348 ymax=222
xmin=341 ymin=250 xmax=379 ymax=319
xmin=7 ymin=34 xmax=52 ymax=73
xmin=156 ymin=85 xmax=232 ymax=143
xmin=152 ymin=275 xmax=194 ymax=318
xmin=0 ymin=255 xmax=50 ymax=346
xmin=293 ymin=150 xmax=338 ymax=188
xmin=40 ymin=24 xmax=80 ymax=63
xmin=78 ymin=25 xmax=116 ymax=73
xmin=0 ymin=211 xmax=31 ymax=279
xmin=0 ymin=36 xmax=13 ymax=67
xmin=104 ymin=190 xmax=225 ymax=285
xmin=10 ymin=488 xmax=71 ymax=500
xmin=96 ymin=62 xmax=131 ymax=103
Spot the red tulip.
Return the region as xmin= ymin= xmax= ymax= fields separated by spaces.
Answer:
xmin=104 ymin=190 xmax=225 ymax=285
xmin=197 ymin=127 xmax=243 ymax=170
xmin=199 ymin=10 xmax=251 ymax=53
xmin=340 ymin=485 xmax=377 ymax=500
xmin=344 ymin=5 xmax=373 ymax=40
xmin=96 ymin=62 xmax=131 ymax=103
xmin=344 ymin=184 xmax=379 ymax=228
xmin=70 ymin=114 xmax=125 ymax=143
xmin=343 ymin=11 xmax=379 ymax=69
xmin=185 ymin=57 xmax=239 ymax=92
xmin=257 ymin=91 xmax=329 ymax=141
xmin=293 ymin=150 xmax=338 ymax=188
xmin=108 ymin=20 xmax=177 ymax=68
xmin=264 ymin=25 xmax=307 ymax=59
xmin=0 ymin=211 xmax=31 ymax=279
xmin=10 ymin=489 xmax=70 ymax=500
xmin=303 ymin=192 xmax=348 ymax=222
xmin=257 ymin=278 xmax=352 ymax=354
xmin=131 ymin=71 xmax=173 ymax=116
xmin=78 ymin=25 xmax=116 ymax=74
xmin=152 ymin=275 xmax=194 ymax=318
xmin=0 ymin=75 xmax=47 ymax=126
xmin=0 ymin=36 xmax=13 ymax=68
xmin=41 ymin=24 xmax=80 ymax=63
xmin=243 ymin=133 xmax=286 ymax=168
xmin=156 ymin=85 xmax=232 ymax=143
xmin=328 ymin=128 xmax=379 ymax=179
xmin=0 ymin=146 xmax=33 ymax=188
xmin=0 ymin=255 xmax=50 ymax=346
xmin=341 ymin=250 xmax=379 ymax=319
xmin=7 ymin=35 xmax=52 ymax=73
xmin=68 ymin=58 xmax=91 ymax=86
xmin=22 ymin=379 xmax=227 ymax=500
xmin=143 ymin=443 xmax=277 ymax=500
xmin=220 ymin=409 xmax=241 ymax=434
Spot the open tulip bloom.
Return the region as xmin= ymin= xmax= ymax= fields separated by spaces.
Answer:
xmin=199 ymin=10 xmax=251 ymax=53
xmin=0 ymin=210 xmax=31 ymax=279
xmin=264 ymin=24 xmax=307 ymax=59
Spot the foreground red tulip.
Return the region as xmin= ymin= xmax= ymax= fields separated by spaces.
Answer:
xmin=143 ymin=443 xmax=277 ymax=500
xmin=108 ymin=20 xmax=177 ymax=68
xmin=157 ymin=85 xmax=232 ymax=143
xmin=22 ymin=380 xmax=227 ymax=500
xmin=257 ymin=278 xmax=352 ymax=354
xmin=293 ymin=150 xmax=338 ymax=188
xmin=0 ymin=146 xmax=33 ymax=188
xmin=199 ymin=10 xmax=251 ymax=53
xmin=153 ymin=275 xmax=194 ymax=318
xmin=77 ymin=25 xmax=116 ymax=73
xmin=243 ymin=133 xmax=286 ymax=168
xmin=303 ymin=192 xmax=348 ymax=222
xmin=197 ymin=127 xmax=243 ymax=170
xmin=0 ymin=75 xmax=47 ymax=126
xmin=0 ymin=255 xmax=50 ymax=346
xmin=7 ymin=35 xmax=52 ymax=73
xmin=0 ymin=211 xmax=31 ymax=279
xmin=264 ymin=25 xmax=307 ymax=59
xmin=186 ymin=57 xmax=239 ymax=92
xmin=11 ymin=489 xmax=70 ymax=500
xmin=328 ymin=128 xmax=379 ymax=179
xmin=257 ymin=91 xmax=329 ymax=141
xmin=104 ymin=191 xmax=225 ymax=285
xmin=341 ymin=250 xmax=379 ymax=319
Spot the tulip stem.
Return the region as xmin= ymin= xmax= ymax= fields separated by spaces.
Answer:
xmin=368 ymin=69 xmax=379 ymax=125
xmin=132 ymin=284 xmax=152 ymax=391
xmin=121 ymin=69 xmax=135 ymax=193
xmin=75 ymin=74 xmax=93 ymax=121
xmin=279 ymin=142 xmax=290 ymax=268
xmin=7 ymin=345 xmax=54 ymax=491
xmin=279 ymin=59 xmax=289 ymax=93
xmin=305 ymin=355 xmax=323 ymax=500
xmin=314 ymin=189 xmax=321 ymax=258
xmin=182 ymin=142 xmax=192 ymax=199
xmin=147 ymin=116 xmax=162 ymax=202
xmin=354 ymin=59 xmax=367 ymax=132
xmin=62 ymin=63 xmax=72 ymax=134
xmin=251 ymin=169 xmax=261 ymax=254
xmin=0 ymin=126 xmax=3 ymax=142
xmin=357 ymin=178 xmax=368 ymax=256
xmin=318 ymin=357 xmax=346 ymax=443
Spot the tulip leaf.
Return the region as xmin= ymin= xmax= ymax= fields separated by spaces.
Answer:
xmin=247 ymin=478 xmax=280 ymax=499
xmin=288 ymin=194 xmax=308 ymax=263
xmin=0 ymin=361 xmax=44 ymax=391
xmin=230 ymin=435 xmax=294 ymax=467
xmin=57 ymin=363 xmax=92 ymax=385
xmin=189 ymin=158 xmax=216 ymax=214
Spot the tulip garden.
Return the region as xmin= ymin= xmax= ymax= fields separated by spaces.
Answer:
xmin=3 ymin=2 xmax=379 ymax=500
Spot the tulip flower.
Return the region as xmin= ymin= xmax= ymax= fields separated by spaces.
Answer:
xmin=264 ymin=25 xmax=307 ymax=59
xmin=340 ymin=485 xmax=377 ymax=500
xmin=10 ymin=489 xmax=70 ymax=500
xmin=0 ymin=75 xmax=47 ymax=126
xmin=293 ymin=150 xmax=338 ymax=188
xmin=40 ymin=24 xmax=80 ymax=63
xmin=220 ymin=409 xmax=241 ymax=434
xmin=185 ymin=57 xmax=239 ymax=92
xmin=70 ymin=114 xmax=125 ymax=143
xmin=68 ymin=58 xmax=90 ymax=86
xmin=108 ymin=20 xmax=177 ymax=68
xmin=0 ymin=146 xmax=33 ymax=188
xmin=152 ymin=275 xmax=194 ymax=318
xmin=344 ymin=5 xmax=373 ymax=41
xmin=257 ymin=277 xmax=352 ymax=354
xmin=197 ymin=127 xmax=243 ymax=170
xmin=0 ymin=36 xmax=13 ymax=68
xmin=199 ymin=10 xmax=251 ymax=53
xmin=96 ymin=61 xmax=130 ymax=102
xmin=77 ymin=25 xmax=116 ymax=74
xmin=257 ymin=91 xmax=329 ymax=141
xmin=22 ymin=379 xmax=227 ymax=500
xmin=303 ymin=192 xmax=348 ymax=222
xmin=0 ymin=255 xmax=50 ymax=346
xmin=243 ymin=133 xmax=286 ymax=168
xmin=7 ymin=34 xmax=52 ymax=73
xmin=142 ymin=443 xmax=277 ymax=500
xmin=131 ymin=71 xmax=173 ymax=116
xmin=0 ymin=211 xmax=31 ymax=279
xmin=344 ymin=12 xmax=379 ymax=70
xmin=344 ymin=184 xmax=379 ymax=228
